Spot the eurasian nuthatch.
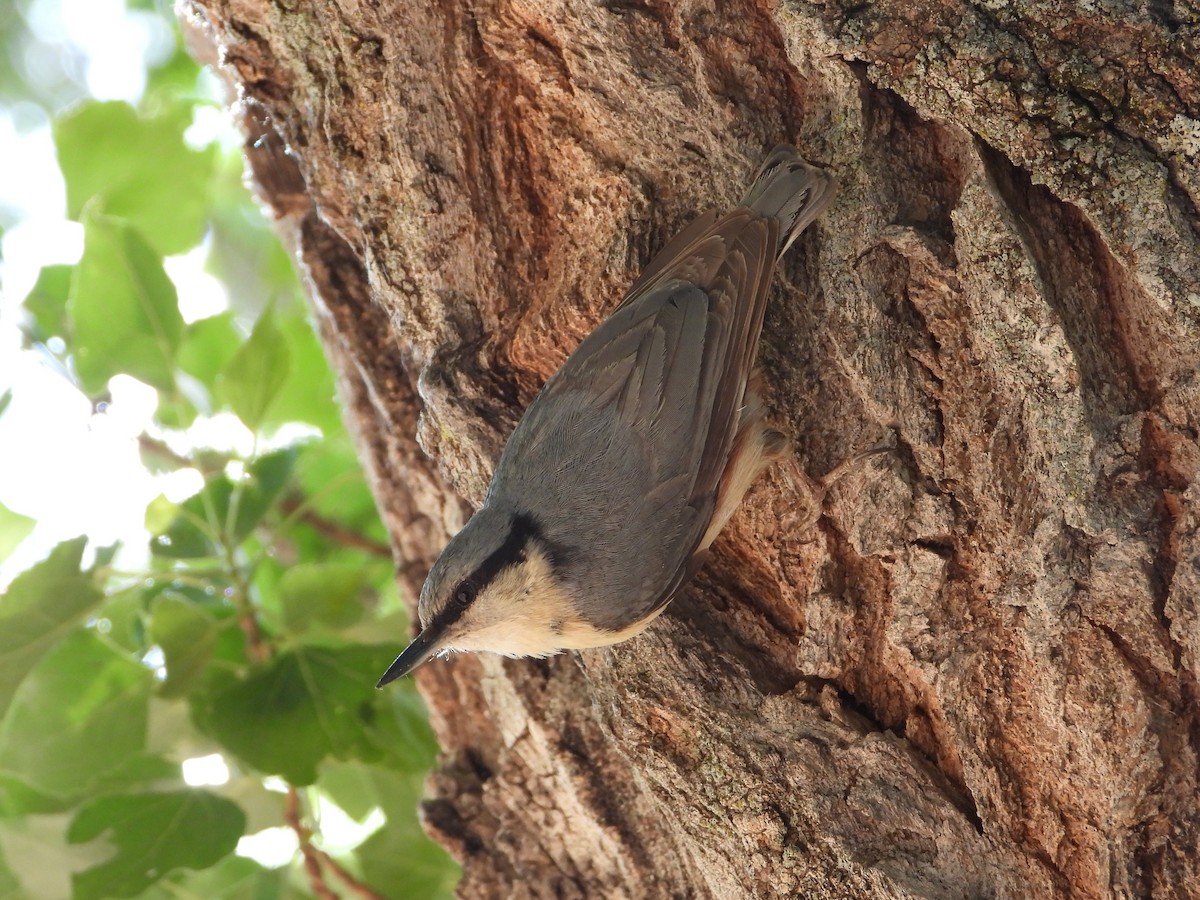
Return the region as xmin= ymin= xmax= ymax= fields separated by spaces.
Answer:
xmin=379 ymin=146 xmax=836 ymax=686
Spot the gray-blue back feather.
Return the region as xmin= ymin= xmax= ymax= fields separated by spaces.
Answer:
xmin=477 ymin=147 xmax=836 ymax=630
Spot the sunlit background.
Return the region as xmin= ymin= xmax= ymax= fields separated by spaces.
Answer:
xmin=1 ymin=0 xmax=236 ymax=585
xmin=0 ymin=1 xmax=456 ymax=896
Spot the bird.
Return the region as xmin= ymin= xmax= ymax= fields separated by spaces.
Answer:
xmin=377 ymin=145 xmax=837 ymax=687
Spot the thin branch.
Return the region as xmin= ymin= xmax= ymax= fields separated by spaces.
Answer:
xmin=223 ymin=539 xmax=269 ymax=664
xmin=309 ymin=844 xmax=387 ymax=900
xmin=285 ymin=788 xmax=386 ymax=900
xmin=137 ymin=432 xmax=214 ymax=472
xmin=140 ymin=431 xmax=391 ymax=557
xmin=286 ymin=788 xmax=338 ymax=900
xmin=210 ymin=490 xmax=271 ymax=664
xmin=278 ymin=493 xmax=393 ymax=558
xmin=141 ymin=424 xmax=388 ymax=896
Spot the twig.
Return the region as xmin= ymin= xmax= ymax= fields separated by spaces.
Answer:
xmin=278 ymin=494 xmax=393 ymax=558
xmin=142 ymin=432 xmax=387 ymax=895
xmin=136 ymin=432 xmax=213 ymax=472
xmin=284 ymin=788 xmax=386 ymax=900
xmin=140 ymin=431 xmax=391 ymax=558
xmin=221 ymin=539 xmax=270 ymax=664
xmin=309 ymin=844 xmax=387 ymax=900
xmin=286 ymin=788 xmax=338 ymax=900
xmin=237 ymin=608 xmax=270 ymax=663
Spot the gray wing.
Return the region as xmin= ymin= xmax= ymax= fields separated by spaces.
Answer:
xmin=490 ymin=211 xmax=778 ymax=630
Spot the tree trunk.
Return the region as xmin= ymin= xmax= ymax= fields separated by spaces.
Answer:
xmin=183 ymin=1 xmax=1199 ymax=896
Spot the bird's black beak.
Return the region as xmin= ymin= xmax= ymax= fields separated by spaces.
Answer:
xmin=376 ymin=625 xmax=445 ymax=687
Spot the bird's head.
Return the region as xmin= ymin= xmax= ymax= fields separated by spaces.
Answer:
xmin=376 ymin=508 xmax=588 ymax=686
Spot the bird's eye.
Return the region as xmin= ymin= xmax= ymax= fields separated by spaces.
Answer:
xmin=453 ymin=582 xmax=477 ymax=607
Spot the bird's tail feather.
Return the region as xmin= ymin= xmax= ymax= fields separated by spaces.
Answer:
xmin=741 ymin=145 xmax=837 ymax=257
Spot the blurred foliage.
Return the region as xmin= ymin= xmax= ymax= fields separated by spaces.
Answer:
xmin=0 ymin=1 xmax=458 ymax=897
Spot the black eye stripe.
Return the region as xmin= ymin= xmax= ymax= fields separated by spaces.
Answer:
xmin=423 ymin=513 xmax=546 ymax=636
xmin=469 ymin=512 xmax=540 ymax=588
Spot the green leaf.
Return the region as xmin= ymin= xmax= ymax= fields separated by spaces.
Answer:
xmin=178 ymin=311 xmax=242 ymax=391
xmin=154 ymin=390 xmax=200 ymax=431
xmin=0 ymin=502 xmax=34 ymax=564
xmin=94 ymin=585 xmax=150 ymax=655
xmin=206 ymin=159 xmax=300 ymax=306
xmin=191 ymin=644 xmax=412 ymax=785
xmin=317 ymin=763 xmax=380 ymax=823
xmin=149 ymin=489 xmax=220 ymax=558
xmin=245 ymin=555 xmax=285 ymax=633
xmin=249 ymin=447 xmax=297 ymax=501
xmin=143 ymin=37 xmax=205 ymax=104
xmin=374 ymin=684 xmax=441 ymax=772
xmin=150 ymin=448 xmax=297 ymax=558
xmin=54 ymin=100 xmax=215 ymax=256
xmin=136 ymin=853 xmax=286 ymax=900
xmin=67 ymin=790 xmax=245 ymax=900
xmin=358 ymin=827 xmax=459 ymax=900
xmin=144 ymin=494 xmax=181 ymax=535
xmin=262 ymin=308 xmax=340 ymax=434
xmin=0 ymin=772 xmax=62 ymax=817
xmin=165 ymin=312 xmax=246 ymax=427
xmin=68 ymin=214 xmax=184 ymax=394
xmin=0 ymin=629 xmax=154 ymax=804
xmin=0 ymin=537 xmax=103 ymax=718
xmin=137 ymin=580 xmax=235 ymax=629
xmin=218 ymin=309 xmax=290 ymax=430
xmin=279 ymin=563 xmax=367 ymax=633
xmin=0 ymin=845 xmax=19 ymax=899
xmin=294 ymin=435 xmax=387 ymax=540
xmin=342 ymin=765 xmax=458 ymax=898
xmin=92 ymin=543 xmax=119 ymax=570
xmin=19 ymin=264 xmax=73 ymax=344
xmin=149 ymin=595 xmax=217 ymax=698
xmin=0 ymin=745 xmax=176 ymax=818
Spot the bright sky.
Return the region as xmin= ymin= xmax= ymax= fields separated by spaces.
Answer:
xmin=0 ymin=0 xmax=311 ymax=579
xmin=0 ymin=0 xmax=221 ymax=586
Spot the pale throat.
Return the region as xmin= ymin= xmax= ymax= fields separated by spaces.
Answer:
xmin=442 ymin=544 xmax=661 ymax=658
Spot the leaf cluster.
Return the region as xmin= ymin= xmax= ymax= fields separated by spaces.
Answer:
xmin=0 ymin=12 xmax=457 ymax=899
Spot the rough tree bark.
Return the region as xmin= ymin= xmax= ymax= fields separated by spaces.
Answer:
xmin=183 ymin=1 xmax=1199 ymax=896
